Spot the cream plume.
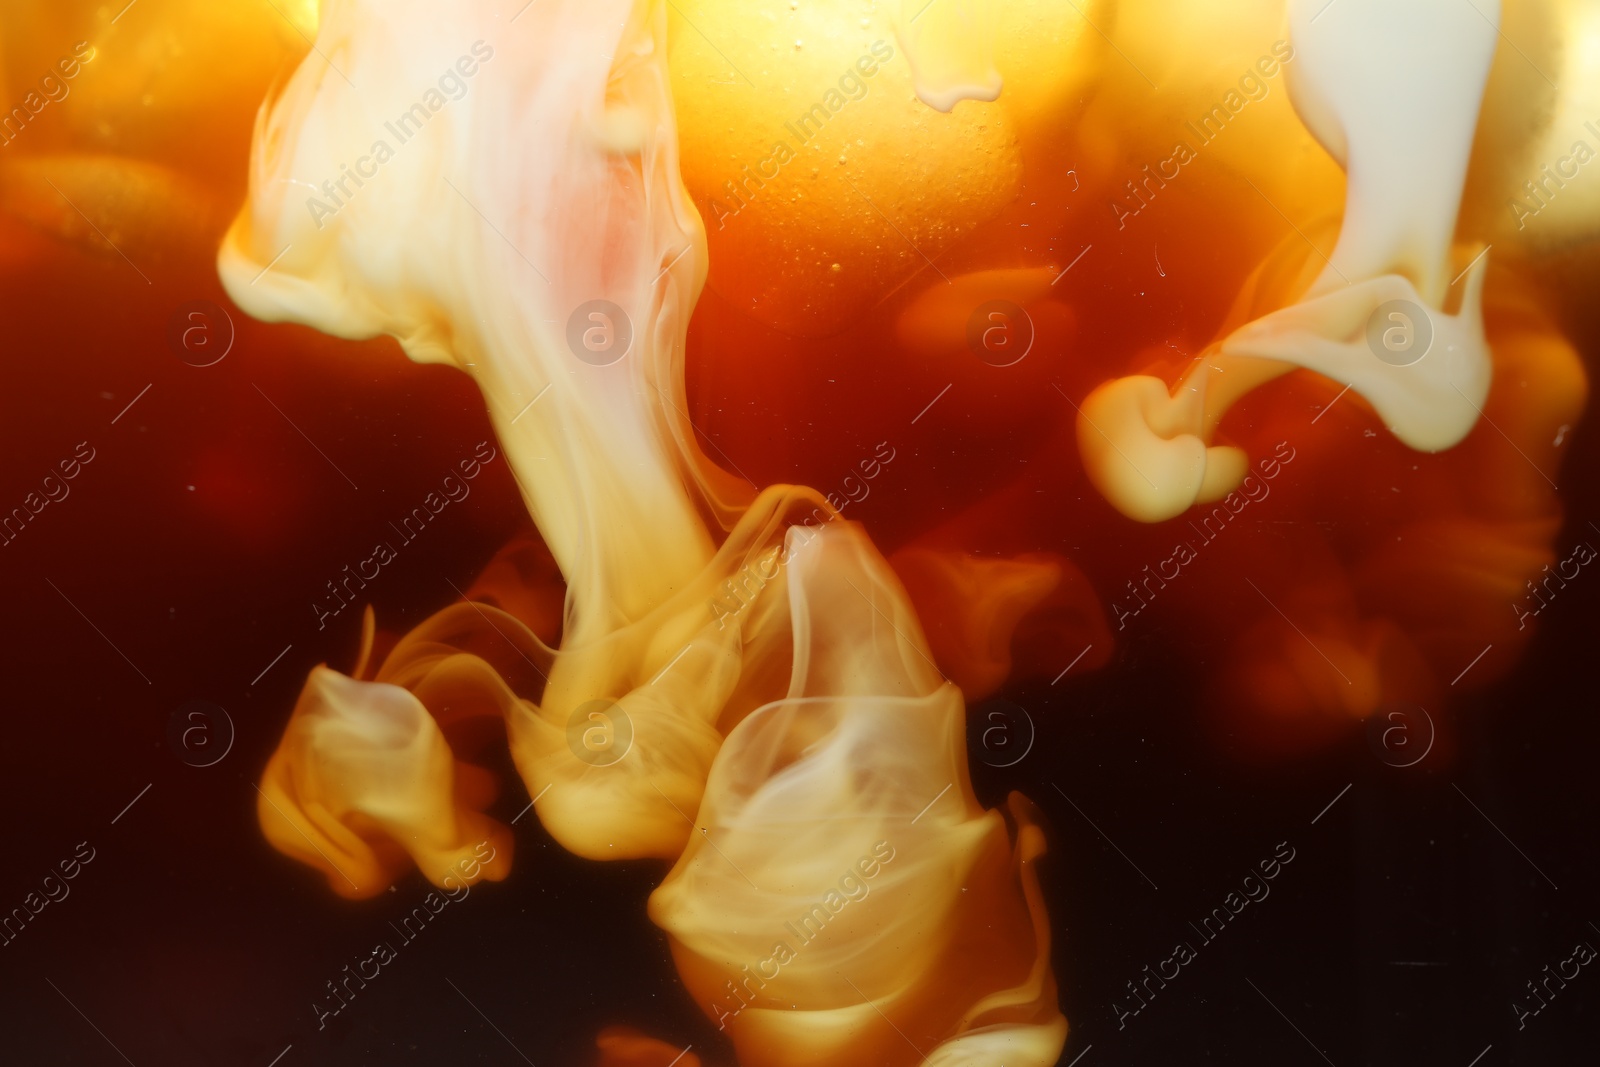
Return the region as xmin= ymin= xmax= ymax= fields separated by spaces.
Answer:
xmin=221 ymin=1 xmax=1067 ymax=1062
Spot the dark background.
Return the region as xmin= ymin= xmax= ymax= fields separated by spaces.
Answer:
xmin=1 ymin=108 xmax=1598 ymax=1067
xmin=0 ymin=237 xmax=1596 ymax=1067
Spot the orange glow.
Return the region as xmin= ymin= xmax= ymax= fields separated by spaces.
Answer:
xmin=3 ymin=0 xmax=1596 ymax=1062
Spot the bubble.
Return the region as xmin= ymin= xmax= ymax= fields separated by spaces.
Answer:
xmin=167 ymin=700 xmax=235 ymax=767
xmin=566 ymin=698 xmax=634 ymax=766
xmin=969 ymin=698 xmax=1036 ymax=768
xmin=966 ymin=300 xmax=1034 ymax=368
xmin=167 ymin=300 xmax=236 ymax=367
xmin=566 ymin=299 xmax=633 ymax=366
xmin=1365 ymin=299 xmax=1433 ymax=367
xmin=1365 ymin=702 xmax=1435 ymax=768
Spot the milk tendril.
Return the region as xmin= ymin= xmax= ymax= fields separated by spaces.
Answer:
xmin=217 ymin=0 xmax=1594 ymax=1063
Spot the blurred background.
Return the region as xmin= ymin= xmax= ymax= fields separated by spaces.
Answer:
xmin=2 ymin=1 xmax=1598 ymax=1064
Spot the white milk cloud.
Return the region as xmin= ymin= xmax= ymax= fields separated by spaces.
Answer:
xmin=221 ymin=1 xmax=1065 ymax=1063
xmin=1080 ymin=0 xmax=1501 ymax=523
